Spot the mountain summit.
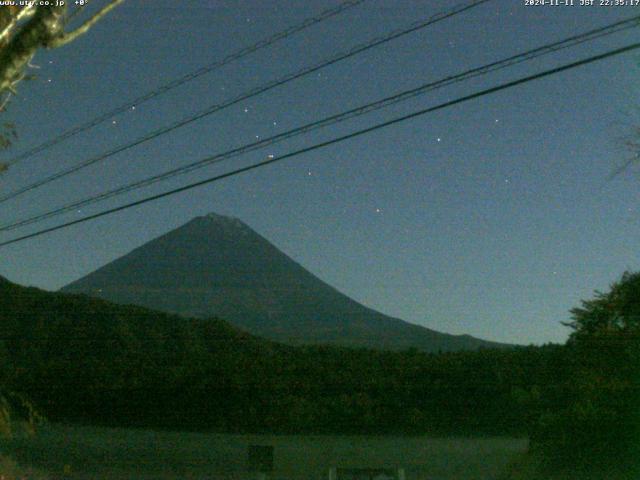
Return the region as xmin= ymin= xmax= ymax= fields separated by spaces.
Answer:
xmin=62 ymin=213 xmax=505 ymax=352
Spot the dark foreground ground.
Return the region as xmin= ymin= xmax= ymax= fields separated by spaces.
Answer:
xmin=0 ymin=423 xmax=527 ymax=480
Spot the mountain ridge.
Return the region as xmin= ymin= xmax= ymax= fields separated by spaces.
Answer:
xmin=62 ymin=213 xmax=508 ymax=352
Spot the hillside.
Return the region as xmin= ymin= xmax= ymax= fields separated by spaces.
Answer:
xmin=0 ymin=276 xmax=550 ymax=434
xmin=62 ymin=213 xmax=506 ymax=352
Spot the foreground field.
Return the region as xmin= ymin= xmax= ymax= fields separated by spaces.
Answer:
xmin=0 ymin=423 xmax=527 ymax=480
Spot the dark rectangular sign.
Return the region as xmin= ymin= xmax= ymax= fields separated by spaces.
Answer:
xmin=247 ymin=445 xmax=274 ymax=472
xmin=335 ymin=468 xmax=400 ymax=480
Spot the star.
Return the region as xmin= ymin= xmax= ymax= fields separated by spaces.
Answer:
xmin=267 ymin=154 xmax=275 ymax=159
xmin=244 ymin=107 xmax=249 ymax=113
xmin=436 ymin=137 xmax=441 ymax=142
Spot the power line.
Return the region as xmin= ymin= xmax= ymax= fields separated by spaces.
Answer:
xmin=1 ymin=41 xmax=638 ymax=248
xmin=2 ymin=15 xmax=638 ymax=233
xmin=0 ymin=0 xmax=493 ymax=204
xmin=1 ymin=0 xmax=367 ymax=168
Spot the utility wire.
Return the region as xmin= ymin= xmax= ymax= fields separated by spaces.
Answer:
xmin=1 ymin=15 xmax=638 ymax=233
xmin=1 ymin=41 xmax=638 ymax=248
xmin=0 ymin=0 xmax=493 ymax=204
xmin=1 ymin=0 xmax=367 ymax=167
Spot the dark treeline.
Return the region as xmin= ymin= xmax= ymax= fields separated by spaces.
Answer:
xmin=1 ymin=273 xmax=638 ymax=478
xmin=0 ymin=276 xmax=561 ymax=436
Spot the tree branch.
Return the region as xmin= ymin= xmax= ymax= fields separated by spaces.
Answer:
xmin=0 ymin=6 xmax=36 ymax=46
xmin=0 ymin=1 xmax=123 ymax=94
xmin=48 ymin=0 xmax=124 ymax=48
xmin=0 ymin=6 xmax=66 ymax=93
xmin=0 ymin=92 xmax=12 ymax=112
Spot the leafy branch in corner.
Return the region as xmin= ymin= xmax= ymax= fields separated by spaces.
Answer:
xmin=0 ymin=1 xmax=124 ymax=95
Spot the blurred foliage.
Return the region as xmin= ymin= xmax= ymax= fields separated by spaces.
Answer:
xmin=0 ymin=122 xmax=16 ymax=150
xmin=530 ymin=272 xmax=640 ymax=476
xmin=0 ymin=453 xmax=48 ymax=480
xmin=0 ymin=389 xmax=43 ymax=440
xmin=0 ymin=121 xmax=16 ymax=174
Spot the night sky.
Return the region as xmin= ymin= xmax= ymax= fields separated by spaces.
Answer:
xmin=0 ymin=0 xmax=638 ymax=345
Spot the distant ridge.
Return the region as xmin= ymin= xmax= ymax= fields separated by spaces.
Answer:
xmin=62 ymin=213 xmax=508 ymax=352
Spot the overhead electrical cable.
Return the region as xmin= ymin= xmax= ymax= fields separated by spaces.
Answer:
xmin=0 ymin=0 xmax=493 ymax=204
xmin=1 ymin=15 xmax=638 ymax=233
xmin=1 ymin=0 xmax=368 ymax=167
xmin=1 ymin=41 xmax=638 ymax=248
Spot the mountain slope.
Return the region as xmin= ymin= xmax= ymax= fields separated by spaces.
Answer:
xmin=62 ymin=213 xmax=506 ymax=352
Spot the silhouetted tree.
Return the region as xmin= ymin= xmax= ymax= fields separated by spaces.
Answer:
xmin=532 ymin=272 xmax=640 ymax=475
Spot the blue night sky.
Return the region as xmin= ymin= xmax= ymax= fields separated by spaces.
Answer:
xmin=0 ymin=0 xmax=639 ymax=345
